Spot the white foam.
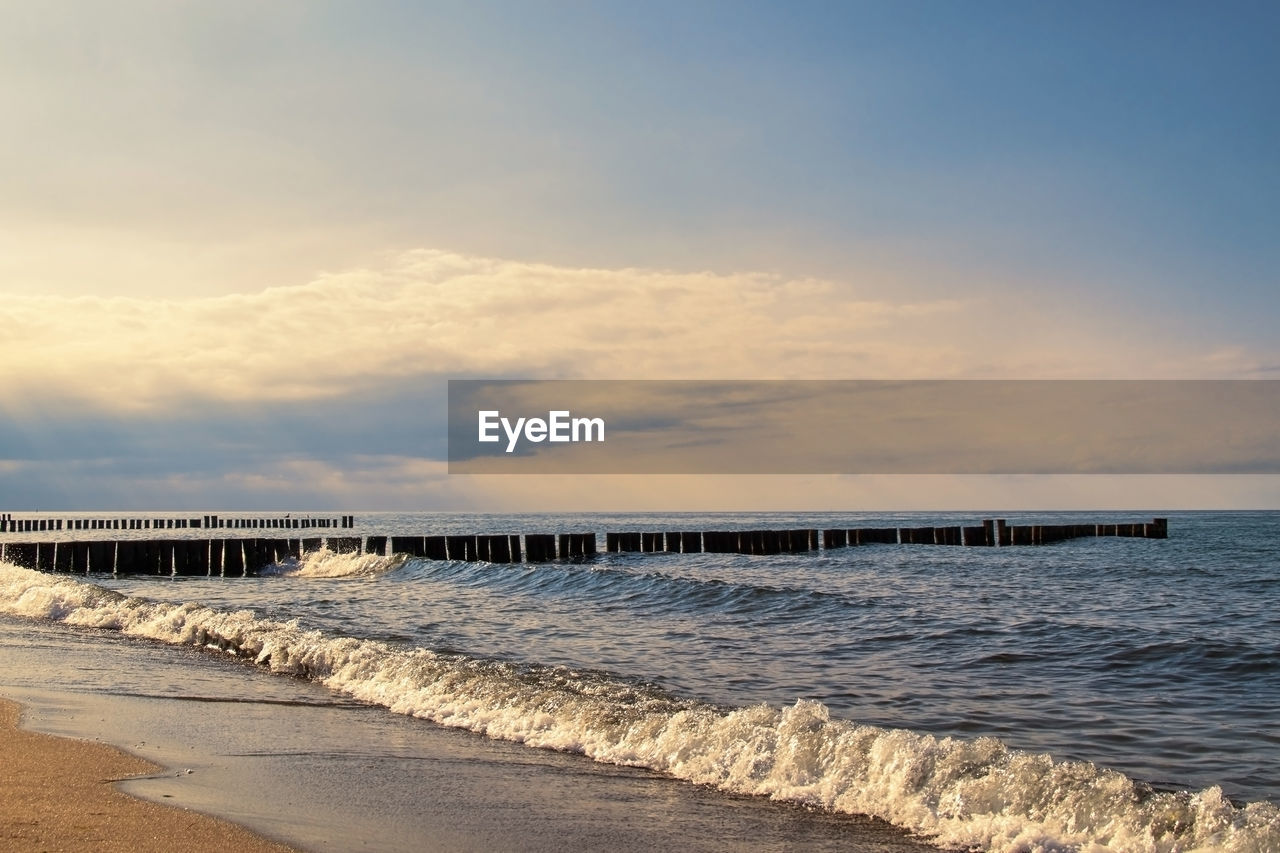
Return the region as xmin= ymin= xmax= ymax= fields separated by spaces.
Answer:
xmin=260 ymin=548 xmax=399 ymax=578
xmin=2 ymin=562 xmax=1275 ymax=852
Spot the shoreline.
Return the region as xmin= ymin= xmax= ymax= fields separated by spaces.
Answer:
xmin=0 ymin=613 xmax=935 ymax=853
xmin=0 ymin=696 xmax=296 ymax=853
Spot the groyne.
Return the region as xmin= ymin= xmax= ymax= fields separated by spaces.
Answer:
xmin=0 ymin=518 xmax=1168 ymax=576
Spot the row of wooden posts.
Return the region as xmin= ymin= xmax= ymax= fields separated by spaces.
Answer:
xmin=0 ymin=514 xmax=356 ymax=533
xmin=0 ymin=535 xmax=530 ymax=576
xmin=0 ymin=519 xmax=1167 ymax=576
xmin=608 ymin=518 xmax=1167 ymax=552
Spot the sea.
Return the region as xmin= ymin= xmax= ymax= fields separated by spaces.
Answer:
xmin=1 ymin=510 xmax=1278 ymax=852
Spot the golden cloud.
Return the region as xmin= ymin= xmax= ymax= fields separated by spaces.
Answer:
xmin=0 ymin=248 xmax=1265 ymax=415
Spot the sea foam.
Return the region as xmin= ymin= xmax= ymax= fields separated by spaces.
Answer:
xmin=2 ymin=562 xmax=1276 ymax=853
xmin=257 ymin=547 xmax=399 ymax=578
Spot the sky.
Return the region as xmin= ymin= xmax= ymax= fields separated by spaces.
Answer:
xmin=1 ymin=1 xmax=1277 ymax=511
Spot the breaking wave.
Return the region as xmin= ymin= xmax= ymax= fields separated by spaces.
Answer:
xmin=258 ymin=548 xmax=401 ymax=578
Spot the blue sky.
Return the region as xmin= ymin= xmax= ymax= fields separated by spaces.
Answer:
xmin=1 ymin=2 xmax=1277 ymax=509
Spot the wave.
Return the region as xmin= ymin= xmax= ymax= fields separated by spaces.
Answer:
xmin=396 ymin=556 xmax=871 ymax=618
xmin=258 ymin=548 xmax=401 ymax=578
xmin=2 ymin=562 xmax=1276 ymax=852
xmin=1104 ymin=638 xmax=1280 ymax=677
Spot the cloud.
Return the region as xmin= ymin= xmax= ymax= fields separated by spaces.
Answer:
xmin=5 ymin=247 xmax=1269 ymax=420
xmin=0 ymin=248 xmax=959 ymax=412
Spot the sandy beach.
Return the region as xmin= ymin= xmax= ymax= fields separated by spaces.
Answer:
xmin=0 ymin=697 xmax=295 ymax=853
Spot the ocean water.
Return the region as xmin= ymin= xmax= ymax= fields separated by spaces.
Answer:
xmin=2 ymin=510 xmax=1278 ymax=852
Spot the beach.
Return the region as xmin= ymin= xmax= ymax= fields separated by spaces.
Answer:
xmin=0 ymin=696 xmax=294 ymax=853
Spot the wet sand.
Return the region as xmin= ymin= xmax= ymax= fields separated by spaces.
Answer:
xmin=0 ymin=696 xmax=295 ymax=853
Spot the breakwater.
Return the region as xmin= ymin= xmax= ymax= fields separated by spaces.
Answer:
xmin=0 ymin=517 xmax=1167 ymax=575
xmin=0 ymin=513 xmax=354 ymax=533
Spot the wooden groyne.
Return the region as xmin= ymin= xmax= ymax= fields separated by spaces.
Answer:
xmin=0 ymin=513 xmax=356 ymax=533
xmin=608 ymin=518 xmax=1167 ymax=553
xmin=0 ymin=518 xmax=1167 ymax=577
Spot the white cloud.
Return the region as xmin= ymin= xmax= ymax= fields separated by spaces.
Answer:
xmin=0 ymin=249 xmax=960 ymax=412
xmin=0 ymin=248 xmax=1269 ymax=418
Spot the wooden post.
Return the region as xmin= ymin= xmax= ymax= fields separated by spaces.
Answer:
xmin=904 ymin=526 xmax=935 ymax=545
xmin=113 ymin=541 xmax=136 ymax=575
xmin=330 ymin=536 xmax=362 ymax=555
xmin=186 ymin=539 xmax=205 ymax=574
xmin=69 ymin=541 xmax=89 ymax=574
xmin=223 ymin=540 xmax=245 ymax=576
xmin=763 ymin=531 xmax=782 ymax=555
xmin=157 ymin=541 xmax=178 ymax=576
xmin=87 ymin=541 xmax=112 ymax=574
xmin=488 ymin=535 xmax=511 ymax=563
xmin=171 ymin=541 xmax=199 ymax=576
xmin=524 ymin=534 xmax=552 ymax=562
xmin=131 ymin=540 xmax=153 ymax=575
xmin=424 ymin=536 xmax=448 ymax=560
xmin=242 ymin=539 xmax=260 ymax=573
xmin=7 ymin=543 xmax=37 ymax=569
xmin=445 ymin=535 xmax=475 ymax=561
xmin=392 ymin=536 xmax=426 ymax=557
